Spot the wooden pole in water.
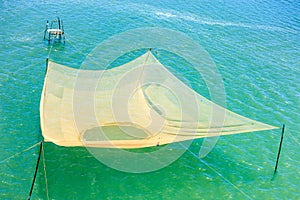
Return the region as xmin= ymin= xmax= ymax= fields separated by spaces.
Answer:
xmin=46 ymin=58 xmax=49 ymax=73
xmin=28 ymin=141 xmax=43 ymax=200
xmin=274 ymin=124 xmax=285 ymax=174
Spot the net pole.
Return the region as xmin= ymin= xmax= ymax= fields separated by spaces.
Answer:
xmin=274 ymin=124 xmax=285 ymax=174
xmin=46 ymin=58 xmax=49 ymax=73
xmin=28 ymin=141 xmax=43 ymax=200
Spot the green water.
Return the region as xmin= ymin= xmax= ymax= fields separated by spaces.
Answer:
xmin=0 ymin=0 xmax=299 ymax=199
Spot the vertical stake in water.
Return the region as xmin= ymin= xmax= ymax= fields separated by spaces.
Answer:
xmin=28 ymin=141 xmax=43 ymax=200
xmin=45 ymin=58 xmax=49 ymax=74
xmin=274 ymin=124 xmax=285 ymax=174
xmin=58 ymin=17 xmax=61 ymax=40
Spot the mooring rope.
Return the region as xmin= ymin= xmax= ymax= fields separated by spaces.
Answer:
xmin=42 ymin=144 xmax=50 ymax=200
xmin=64 ymin=34 xmax=87 ymax=57
xmin=186 ymin=148 xmax=253 ymax=200
xmin=47 ymin=37 xmax=55 ymax=59
xmin=13 ymin=60 xmax=46 ymax=75
xmin=64 ymin=33 xmax=111 ymax=67
xmin=136 ymin=48 xmax=152 ymax=86
xmin=0 ymin=141 xmax=41 ymax=164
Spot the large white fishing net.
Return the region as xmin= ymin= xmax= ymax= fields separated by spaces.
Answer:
xmin=40 ymin=51 xmax=277 ymax=148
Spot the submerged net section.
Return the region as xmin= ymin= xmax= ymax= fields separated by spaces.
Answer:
xmin=40 ymin=51 xmax=278 ymax=148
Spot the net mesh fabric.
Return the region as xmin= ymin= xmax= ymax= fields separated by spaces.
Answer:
xmin=40 ymin=51 xmax=278 ymax=148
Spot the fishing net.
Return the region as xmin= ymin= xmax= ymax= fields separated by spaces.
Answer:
xmin=40 ymin=51 xmax=277 ymax=148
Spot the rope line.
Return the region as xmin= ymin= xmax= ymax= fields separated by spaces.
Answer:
xmin=65 ymin=35 xmax=103 ymax=68
xmin=47 ymin=37 xmax=55 ymax=59
xmin=64 ymin=33 xmax=109 ymax=67
xmin=138 ymin=49 xmax=151 ymax=82
xmin=64 ymin=34 xmax=87 ymax=57
xmin=0 ymin=141 xmax=42 ymax=164
xmin=186 ymin=148 xmax=253 ymax=200
xmin=135 ymin=49 xmax=152 ymax=90
xmin=10 ymin=32 xmax=53 ymax=76
xmin=42 ymin=144 xmax=50 ymax=200
xmin=13 ymin=60 xmax=46 ymax=75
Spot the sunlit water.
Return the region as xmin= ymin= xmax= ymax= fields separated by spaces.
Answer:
xmin=0 ymin=0 xmax=299 ymax=199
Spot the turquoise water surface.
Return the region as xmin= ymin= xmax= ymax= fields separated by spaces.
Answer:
xmin=0 ymin=0 xmax=299 ymax=199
